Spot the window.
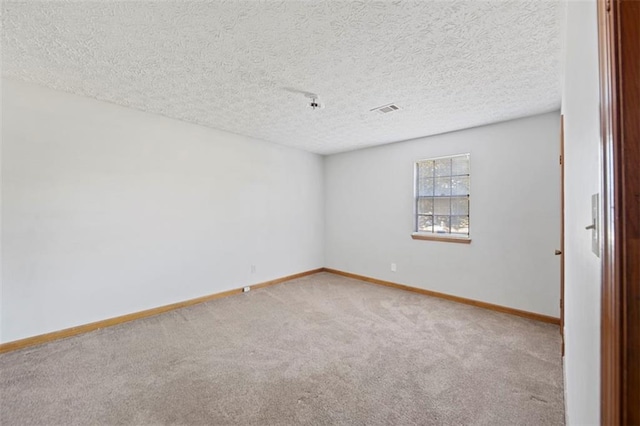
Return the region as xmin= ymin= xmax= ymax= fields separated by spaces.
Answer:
xmin=413 ymin=153 xmax=470 ymax=243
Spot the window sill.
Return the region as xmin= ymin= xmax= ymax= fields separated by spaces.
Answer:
xmin=411 ymin=233 xmax=471 ymax=244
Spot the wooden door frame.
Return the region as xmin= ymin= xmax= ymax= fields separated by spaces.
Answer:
xmin=560 ymin=115 xmax=565 ymax=357
xmin=597 ymin=0 xmax=639 ymax=424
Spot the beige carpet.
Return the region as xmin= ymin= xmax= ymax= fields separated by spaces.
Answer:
xmin=0 ymin=272 xmax=564 ymax=425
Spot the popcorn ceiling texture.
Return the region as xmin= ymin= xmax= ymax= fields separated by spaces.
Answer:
xmin=1 ymin=1 xmax=563 ymax=154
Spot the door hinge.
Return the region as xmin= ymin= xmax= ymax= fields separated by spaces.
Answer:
xmin=559 ymin=155 xmax=563 ymax=165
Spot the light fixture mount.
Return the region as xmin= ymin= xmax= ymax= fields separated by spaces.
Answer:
xmin=305 ymin=93 xmax=324 ymax=110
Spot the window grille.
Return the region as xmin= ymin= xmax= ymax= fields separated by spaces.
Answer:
xmin=414 ymin=153 xmax=470 ymax=238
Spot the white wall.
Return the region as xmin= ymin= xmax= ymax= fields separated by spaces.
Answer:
xmin=1 ymin=79 xmax=324 ymax=343
xmin=561 ymin=1 xmax=601 ymax=424
xmin=325 ymin=112 xmax=561 ymax=317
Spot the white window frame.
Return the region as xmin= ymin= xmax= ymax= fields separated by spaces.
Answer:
xmin=412 ymin=153 xmax=471 ymax=244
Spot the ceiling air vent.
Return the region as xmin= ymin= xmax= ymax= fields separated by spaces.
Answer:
xmin=371 ymin=103 xmax=401 ymax=114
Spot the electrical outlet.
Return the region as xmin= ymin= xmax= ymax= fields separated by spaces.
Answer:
xmin=250 ymin=265 xmax=256 ymax=274
xmin=391 ymin=263 xmax=397 ymax=272
xmin=243 ymin=286 xmax=251 ymax=293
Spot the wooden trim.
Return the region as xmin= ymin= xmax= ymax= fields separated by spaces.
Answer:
xmin=411 ymin=233 xmax=471 ymax=244
xmin=560 ymin=114 xmax=565 ymax=357
xmin=598 ymin=0 xmax=640 ymax=423
xmin=247 ymin=268 xmax=324 ymax=290
xmin=0 ymin=268 xmax=324 ymax=354
xmin=598 ymin=0 xmax=622 ymax=422
xmin=323 ymin=268 xmax=560 ymax=325
xmin=618 ymin=2 xmax=640 ymax=420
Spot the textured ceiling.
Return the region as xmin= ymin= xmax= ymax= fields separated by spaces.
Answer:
xmin=1 ymin=1 xmax=563 ymax=154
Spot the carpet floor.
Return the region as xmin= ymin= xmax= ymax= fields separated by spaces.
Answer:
xmin=0 ymin=272 xmax=564 ymax=425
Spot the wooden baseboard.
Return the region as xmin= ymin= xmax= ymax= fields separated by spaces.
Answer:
xmin=0 ymin=268 xmax=324 ymax=354
xmin=0 ymin=266 xmax=558 ymax=354
xmin=323 ymin=268 xmax=561 ymax=325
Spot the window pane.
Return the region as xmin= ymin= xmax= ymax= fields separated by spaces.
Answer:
xmin=434 ymin=215 xmax=450 ymax=233
xmin=451 ymin=176 xmax=469 ymax=196
xmin=435 ymin=177 xmax=451 ymax=196
xmin=451 ymin=197 xmax=469 ymax=215
xmin=434 ymin=198 xmax=450 ymax=215
xmin=415 ymin=154 xmax=470 ymax=237
xmin=418 ymin=177 xmax=434 ymax=196
xmin=418 ymin=215 xmax=433 ymax=233
xmin=451 ymin=216 xmax=470 ymax=234
xmin=418 ymin=197 xmax=434 ymax=215
xmin=418 ymin=160 xmax=434 ymax=178
xmin=452 ymin=155 xmax=470 ymax=175
xmin=435 ymin=158 xmax=452 ymax=177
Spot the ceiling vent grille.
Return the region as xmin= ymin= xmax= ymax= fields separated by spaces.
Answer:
xmin=371 ymin=103 xmax=401 ymax=114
